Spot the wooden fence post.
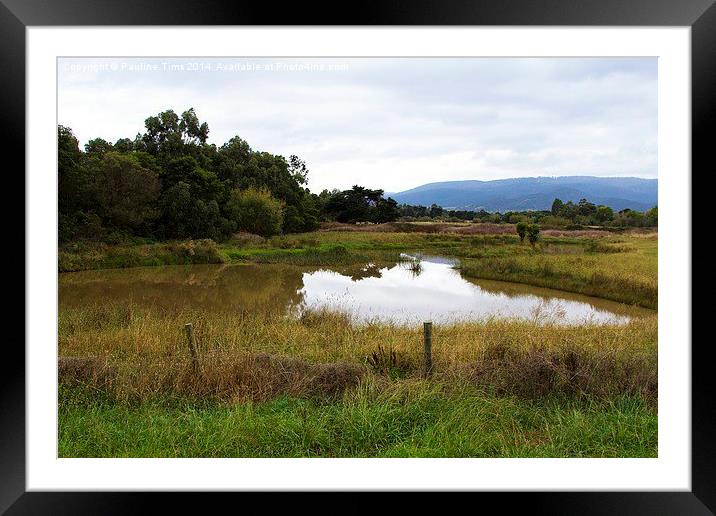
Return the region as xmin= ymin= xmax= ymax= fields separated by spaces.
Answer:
xmin=184 ymin=323 xmax=199 ymax=373
xmin=423 ymin=321 xmax=433 ymax=377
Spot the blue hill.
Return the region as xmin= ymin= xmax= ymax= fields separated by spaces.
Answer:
xmin=390 ymin=176 xmax=657 ymax=212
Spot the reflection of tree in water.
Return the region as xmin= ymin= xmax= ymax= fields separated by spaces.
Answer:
xmin=349 ymin=263 xmax=383 ymax=281
xmin=59 ymin=264 xmax=307 ymax=315
xmin=59 ymin=260 xmax=413 ymax=317
xmin=315 ymin=261 xmax=399 ymax=282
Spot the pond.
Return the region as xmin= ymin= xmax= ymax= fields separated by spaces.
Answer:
xmin=59 ymin=255 xmax=653 ymax=326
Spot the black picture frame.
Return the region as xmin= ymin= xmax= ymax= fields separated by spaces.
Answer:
xmin=4 ymin=0 xmax=713 ymax=513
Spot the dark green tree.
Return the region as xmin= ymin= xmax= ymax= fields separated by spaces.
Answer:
xmin=551 ymin=198 xmax=564 ymax=216
xmin=374 ymin=196 xmax=399 ymax=223
xmin=429 ymin=203 xmax=444 ymax=218
xmin=85 ymin=138 xmax=114 ymax=156
xmin=158 ymin=181 xmax=193 ymax=238
xmin=595 ymin=205 xmax=614 ymax=223
xmin=577 ymin=198 xmax=597 ymax=217
xmin=287 ymin=155 xmax=309 ymax=185
xmin=58 ymin=125 xmax=87 ymax=215
xmin=113 ymin=138 xmax=135 ymax=153
xmin=59 ymin=125 xmax=96 ymax=242
xmin=323 ymin=186 xmax=398 ymax=223
xmin=89 ymin=152 xmax=161 ymax=231
xmin=58 ymin=108 xmax=416 ymax=244
xmin=139 ymin=108 xmax=209 ymax=160
xmin=526 ymin=224 xmax=540 ymax=246
xmin=515 ymin=221 xmax=528 ymax=242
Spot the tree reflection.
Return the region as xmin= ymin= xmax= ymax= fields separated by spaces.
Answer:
xmin=349 ymin=263 xmax=383 ymax=281
xmin=59 ymin=263 xmax=307 ymax=315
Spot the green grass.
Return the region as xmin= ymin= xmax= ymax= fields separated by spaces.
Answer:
xmin=59 ymin=239 xmax=225 ymax=272
xmin=59 ymin=383 xmax=657 ymax=458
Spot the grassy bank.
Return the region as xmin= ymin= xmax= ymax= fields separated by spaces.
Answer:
xmin=457 ymin=236 xmax=657 ymax=309
xmin=59 ymin=239 xmax=225 ymax=272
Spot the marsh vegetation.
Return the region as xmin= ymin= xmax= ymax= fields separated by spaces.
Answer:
xmin=59 ymin=226 xmax=657 ymax=457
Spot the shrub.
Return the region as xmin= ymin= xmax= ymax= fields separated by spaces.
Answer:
xmin=226 ymin=187 xmax=285 ymax=237
xmin=526 ymin=224 xmax=540 ymax=246
xmin=60 ymin=211 xmax=105 ymax=242
xmin=229 ymin=232 xmax=266 ymax=246
xmin=282 ymin=205 xmax=305 ymax=234
xmin=167 ymin=239 xmax=225 ymax=264
xmin=515 ymin=221 xmax=528 ymax=242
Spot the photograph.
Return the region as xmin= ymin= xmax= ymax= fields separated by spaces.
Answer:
xmin=4 ymin=0 xmax=711 ymax=508
xmin=56 ymin=56 xmax=660 ymax=459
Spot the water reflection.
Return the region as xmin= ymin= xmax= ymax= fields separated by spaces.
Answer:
xmin=59 ymin=256 xmax=653 ymax=325
xmin=59 ymin=263 xmax=307 ymax=315
xmin=295 ymin=255 xmax=651 ymax=325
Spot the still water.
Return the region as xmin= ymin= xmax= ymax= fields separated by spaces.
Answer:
xmin=59 ymin=255 xmax=652 ymax=325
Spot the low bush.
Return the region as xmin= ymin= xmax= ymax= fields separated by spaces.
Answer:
xmin=229 ymin=232 xmax=266 ymax=246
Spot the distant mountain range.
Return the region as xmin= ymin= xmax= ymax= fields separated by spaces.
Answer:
xmin=388 ymin=176 xmax=658 ymax=212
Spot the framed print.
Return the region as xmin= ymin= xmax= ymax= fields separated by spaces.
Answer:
xmin=5 ymin=0 xmax=714 ymax=512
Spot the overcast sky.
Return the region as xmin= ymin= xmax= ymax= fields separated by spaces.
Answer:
xmin=58 ymin=57 xmax=657 ymax=193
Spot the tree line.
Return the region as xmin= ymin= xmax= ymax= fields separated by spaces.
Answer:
xmin=58 ymin=108 xmax=400 ymax=243
xmin=397 ymin=198 xmax=657 ymax=228
xmin=59 ymin=108 xmax=656 ymax=244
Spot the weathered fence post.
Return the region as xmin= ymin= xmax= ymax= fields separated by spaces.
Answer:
xmin=184 ymin=323 xmax=199 ymax=373
xmin=423 ymin=321 xmax=433 ymax=377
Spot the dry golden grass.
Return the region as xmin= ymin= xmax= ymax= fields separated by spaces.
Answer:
xmin=59 ymin=303 xmax=657 ymax=403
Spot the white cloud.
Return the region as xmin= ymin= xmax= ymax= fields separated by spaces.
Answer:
xmin=58 ymin=57 xmax=657 ymax=193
